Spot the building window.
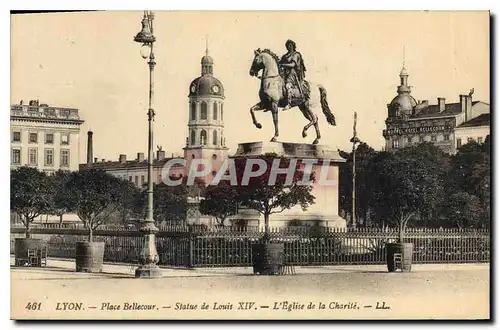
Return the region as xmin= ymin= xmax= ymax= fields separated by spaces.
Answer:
xmin=444 ymin=134 xmax=450 ymax=141
xmin=200 ymin=102 xmax=207 ymax=120
xmin=61 ymin=133 xmax=70 ymax=145
xmin=129 ymin=176 xmax=133 ymax=182
xmin=45 ymin=133 xmax=54 ymax=144
xmin=44 ymin=148 xmax=54 ymax=166
xmin=467 ymin=137 xmax=474 ymax=143
xmin=457 ymin=138 xmax=462 ymax=148
xmin=419 ymin=136 xmax=424 ymax=143
xmin=12 ymin=131 xmax=21 ymax=142
xmin=29 ymin=132 xmax=38 ymax=143
xmin=200 ymin=130 xmax=207 ymax=145
xmin=478 ymin=137 xmax=483 ymax=144
xmin=190 ymin=102 xmax=197 ymax=120
xmin=28 ymin=148 xmax=37 ymax=166
xmin=213 ymin=130 xmax=218 ymax=145
xmin=141 ymin=175 xmax=145 ymax=186
xmin=60 ymin=149 xmax=69 ymax=167
xmin=392 ymin=139 xmax=400 ymax=149
xmin=60 ymin=109 xmax=70 ymax=118
xmin=431 ymin=135 xmax=437 ymax=142
xmin=190 ymin=130 xmax=196 ymax=145
xmin=212 ymin=154 xmax=217 ymax=160
xmin=134 ymin=176 xmax=139 ymax=186
xmin=213 ymin=103 xmax=218 ymax=120
xmin=11 ymin=148 xmax=21 ymax=165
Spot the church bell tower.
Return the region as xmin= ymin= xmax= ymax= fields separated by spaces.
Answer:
xmin=183 ymin=42 xmax=228 ymax=183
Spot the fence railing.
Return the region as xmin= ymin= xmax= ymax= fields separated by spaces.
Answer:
xmin=10 ymin=226 xmax=490 ymax=268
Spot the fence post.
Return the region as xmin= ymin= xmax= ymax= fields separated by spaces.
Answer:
xmin=188 ymin=228 xmax=194 ymax=268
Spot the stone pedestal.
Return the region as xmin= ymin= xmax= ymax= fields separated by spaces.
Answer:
xmin=233 ymin=141 xmax=347 ymax=228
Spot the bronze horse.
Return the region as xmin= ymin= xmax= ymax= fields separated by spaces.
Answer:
xmin=249 ymin=48 xmax=336 ymax=145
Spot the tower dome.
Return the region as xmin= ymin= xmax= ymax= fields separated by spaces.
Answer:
xmin=389 ymin=64 xmax=416 ymax=116
xmin=188 ymin=47 xmax=224 ymax=98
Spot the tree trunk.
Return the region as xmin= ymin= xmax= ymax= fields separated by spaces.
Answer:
xmin=25 ymin=218 xmax=31 ymax=239
xmin=89 ymin=227 xmax=93 ymax=243
xmin=263 ymin=213 xmax=270 ymax=243
xmin=59 ymin=214 xmax=63 ymax=226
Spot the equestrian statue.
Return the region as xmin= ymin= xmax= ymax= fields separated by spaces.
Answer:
xmin=249 ymin=39 xmax=336 ymax=145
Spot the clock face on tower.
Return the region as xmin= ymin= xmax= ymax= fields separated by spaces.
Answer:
xmin=191 ymin=85 xmax=196 ymax=93
xmin=212 ymin=85 xmax=219 ymax=93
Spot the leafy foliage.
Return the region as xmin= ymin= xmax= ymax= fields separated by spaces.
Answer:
xmin=369 ymin=143 xmax=449 ymax=240
xmin=231 ymin=154 xmax=316 ymax=237
xmin=66 ymin=169 xmax=135 ymax=241
xmin=199 ymin=182 xmax=239 ymax=226
xmin=10 ymin=167 xmax=52 ymax=237
xmin=339 ymin=142 xmax=378 ymax=226
xmin=439 ymin=192 xmax=485 ymax=229
xmin=48 ymin=170 xmax=73 ymax=224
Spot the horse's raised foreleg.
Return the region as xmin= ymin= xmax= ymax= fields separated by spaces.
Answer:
xmin=250 ymin=103 xmax=263 ymax=129
xmin=270 ymin=101 xmax=279 ymax=142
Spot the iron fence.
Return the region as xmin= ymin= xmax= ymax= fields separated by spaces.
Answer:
xmin=10 ymin=226 xmax=490 ymax=268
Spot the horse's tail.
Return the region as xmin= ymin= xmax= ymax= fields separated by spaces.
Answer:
xmin=318 ymin=84 xmax=336 ymax=126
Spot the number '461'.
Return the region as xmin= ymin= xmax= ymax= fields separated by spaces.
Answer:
xmin=25 ymin=302 xmax=41 ymax=310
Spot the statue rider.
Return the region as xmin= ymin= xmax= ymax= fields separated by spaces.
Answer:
xmin=279 ymin=39 xmax=307 ymax=110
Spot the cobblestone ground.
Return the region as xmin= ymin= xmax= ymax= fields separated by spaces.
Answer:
xmin=11 ymin=262 xmax=489 ymax=320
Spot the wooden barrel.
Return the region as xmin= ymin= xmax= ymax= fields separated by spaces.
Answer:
xmin=75 ymin=241 xmax=105 ymax=273
xmin=386 ymin=242 xmax=413 ymax=272
xmin=251 ymin=243 xmax=284 ymax=275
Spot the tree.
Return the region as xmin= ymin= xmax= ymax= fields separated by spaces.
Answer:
xmin=338 ymin=142 xmax=378 ymax=226
xmin=448 ymin=139 xmax=491 ymax=228
xmin=11 ymin=167 xmax=52 ymax=238
xmin=113 ymin=179 xmax=143 ymax=226
xmin=199 ymin=182 xmax=238 ymax=226
xmin=66 ymin=169 xmax=133 ymax=241
xmin=48 ymin=170 xmax=73 ymax=225
xmin=439 ymin=192 xmax=486 ymax=229
xmin=233 ymin=154 xmax=315 ymax=240
xmin=135 ymin=179 xmax=189 ymax=226
xmin=369 ymin=143 xmax=448 ymax=241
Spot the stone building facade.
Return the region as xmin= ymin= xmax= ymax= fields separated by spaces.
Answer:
xmin=10 ymin=99 xmax=84 ymax=173
xmin=383 ymin=66 xmax=490 ymax=154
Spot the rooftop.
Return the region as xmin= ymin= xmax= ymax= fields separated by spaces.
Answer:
xmin=10 ymin=100 xmax=83 ymax=124
xmin=410 ymin=101 xmax=480 ymax=119
xmin=456 ymin=113 xmax=490 ymax=128
xmin=79 ymin=157 xmax=184 ymax=171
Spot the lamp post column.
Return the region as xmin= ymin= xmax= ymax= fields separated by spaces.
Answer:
xmin=134 ymin=11 xmax=161 ymax=278
xmin=350 ymin=111 xmax=360 ymax=229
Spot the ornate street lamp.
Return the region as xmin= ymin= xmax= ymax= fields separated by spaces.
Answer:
xmin=133 ymin=11 xmax=161 ymax=278
xmin=349 ymin=111 xmax=361 ymax=229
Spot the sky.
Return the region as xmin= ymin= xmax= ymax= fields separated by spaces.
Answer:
xmin=10 ymin=11 xmax=490 ymax=163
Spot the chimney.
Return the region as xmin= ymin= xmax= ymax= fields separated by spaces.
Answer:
xmin=156 ymin=150 xmax=166 ymax=160
xmin=438 ymin=97 xmax=446 ymax=112
xmin=460 ymin=94 xmax=467 ymax=112
xmin=94 ymin=157 xmax=98 ymax=163
xmin=86 ymin=131 xmax=93 ymax=165
xmin=119 ymin=154 xmax=127 ymax=163
xmin=466 ymin=94 xmax=473 ymax=122
xmin=137 ymin=152 xmax=145 ymax=162
xmin=101 ymin=158 xmax=105 ymax=163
